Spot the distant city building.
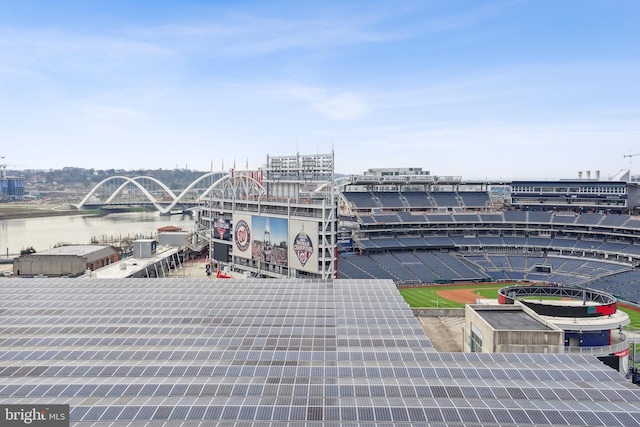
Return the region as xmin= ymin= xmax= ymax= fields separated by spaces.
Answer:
xmin=0 ymin=174 xmax=25 ymax=200
xmin=365 ymin=167 xmax=431 ymax=176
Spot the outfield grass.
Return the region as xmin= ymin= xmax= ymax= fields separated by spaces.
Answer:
xmin=399 ymin=283 xmax=508 ymax=308
xmin=399 ymin=287 xmax=465 ymax=308
xmin=619 ymin=306 xmax=640 ymax=329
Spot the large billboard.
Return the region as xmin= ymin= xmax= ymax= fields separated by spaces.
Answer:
xmin=251 ymin=216 xmax=288 ymax=266
xmin=233 ymin=214 xmax=320 ymax=272
xmin=232 ymin=214 xmax=253 ymax=260
xmin=288 ymin=219 xmax=319 ymax=273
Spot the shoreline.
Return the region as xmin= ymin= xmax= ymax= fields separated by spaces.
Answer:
xmin=0 ymin=204 xmax=153 ymax=220
xmin=0 ymin=209 xmax=90 ymax=220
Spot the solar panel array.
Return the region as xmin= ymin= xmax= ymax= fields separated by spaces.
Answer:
xmin=1 ymin=277 xmax=639 ymax=426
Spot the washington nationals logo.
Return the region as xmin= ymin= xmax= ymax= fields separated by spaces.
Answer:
xmin=293 ymin=227 xmax=313 ymax=267
xmin=234 ymin=219 xmax=251 ymax=252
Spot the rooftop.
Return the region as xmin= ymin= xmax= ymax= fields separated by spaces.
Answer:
xmin=90 ymin=245 xmax=180 ymax=279
xmin=0 ymin=278 xmax=638 ymax=426
xmin=31 ymin=245 xmax=113 ymax=256
xmin=477 ymin=308 xmax=553 ymax=331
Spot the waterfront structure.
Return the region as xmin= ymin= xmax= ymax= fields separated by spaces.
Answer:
xmin=12 ymin=245 xmax=118 ymax=277
xmin=90 ymin=240 xmax=184 ymax=279
xmin=195 ymin=152 xmax=338 ymax=279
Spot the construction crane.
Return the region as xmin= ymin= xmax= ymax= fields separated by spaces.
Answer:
xmin=624 ymin=153 xmax=640 ymax=175
xmin=623 ymin=153 xmax=640 ymax=167
xmin=0 ymin=156 xmax=18 ymax=179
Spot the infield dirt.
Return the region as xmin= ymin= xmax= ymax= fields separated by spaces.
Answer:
xmin=435 ymin=288 xmax=487 ymax=304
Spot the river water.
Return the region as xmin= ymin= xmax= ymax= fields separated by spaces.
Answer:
xmin=0 ymin=212 xmax=195 ymax=259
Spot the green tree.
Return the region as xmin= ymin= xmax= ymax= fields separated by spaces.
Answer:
xmin=20 ymin=246 xmax=36 ymax=255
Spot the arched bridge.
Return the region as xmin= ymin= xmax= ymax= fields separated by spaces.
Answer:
xmin=77 ymin=172 xmax=228 ymax=215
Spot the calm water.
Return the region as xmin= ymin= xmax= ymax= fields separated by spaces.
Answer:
xmin=0 ymin=212 xmax=195 ymax=258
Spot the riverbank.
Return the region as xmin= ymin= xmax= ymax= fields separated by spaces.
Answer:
xmin=0 ymin=208 xmax=88 ymax=220
xmin=0 ymin=209 xmax=194 ymax=260
xmin=0 ymin=203 xmax=150 ymax=220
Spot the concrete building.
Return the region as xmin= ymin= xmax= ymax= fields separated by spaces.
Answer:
xmin=157 ymin=231 xmax=190 ymax=247
xmin=89 ymin=244 xmax=184 ymax=279
xmin=464 ymin=303 xmax=565 ymax=354
xmin=495 ymin=285 xmax=631 ymax=374
xmin=133 ymin=239 xmax=157 ymax=258
xmin=13 ymin=245 xmax=118 ymax=277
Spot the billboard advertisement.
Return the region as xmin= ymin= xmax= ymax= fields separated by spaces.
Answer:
xmin=213 ymin=216 xmax=231 ymax=241
xmin=251 ymin=216 xmax=288 ymax=266
xmin=233 ymin=214 xmax=252 ymax=260
xmin=288 ymin=219 xmax=319 ymax=273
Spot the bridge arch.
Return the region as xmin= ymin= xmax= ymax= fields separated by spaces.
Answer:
xmin=78 ymin=176 xmax=165 ymax=210
xmin=77 ymin=172 xmax=228 ymax=214
xmin=203 ymin=174 xmax=266 ymax=201
xmin=104 ymin=176 xmax=178 ymax=205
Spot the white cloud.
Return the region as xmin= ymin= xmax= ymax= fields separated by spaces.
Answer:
xmin=272 ymin=84 xmax=371 ymax=120
xmin=312 ymin=92 xmax=370 ymax=120
xmin=85 ymin=104 xmax=148 ymax=122
xmin=0 ymin=28 xmax=169 ymax=63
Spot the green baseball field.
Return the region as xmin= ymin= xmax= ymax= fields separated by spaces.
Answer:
xmin=398 ymin=282 xmax=640 ymax=329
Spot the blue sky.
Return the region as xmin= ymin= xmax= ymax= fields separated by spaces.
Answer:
xmin=1 ymin=0 xmax=639 ymax=179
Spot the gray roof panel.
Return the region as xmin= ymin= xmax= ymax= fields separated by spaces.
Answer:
xmin=0 ymin=277 xmax=638 ymax=426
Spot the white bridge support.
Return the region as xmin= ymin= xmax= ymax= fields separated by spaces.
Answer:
xmin=77 ymin=172 xmax=229 ymax=215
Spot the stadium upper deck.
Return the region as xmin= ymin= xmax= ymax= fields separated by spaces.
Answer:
xmin=339 ymin=170 xmax=640 ymax=260
xmin=340 ymin=168 xmax=640 ymax=214
xmin=337 ymin=169 xmax=640 ymax=298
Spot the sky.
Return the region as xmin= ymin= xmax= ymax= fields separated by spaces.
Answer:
xmin=0 ymin=0 xmax=639 ymax=180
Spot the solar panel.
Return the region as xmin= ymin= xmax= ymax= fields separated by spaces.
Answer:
xmin=0 ymin=277 xmax=639 ymax=426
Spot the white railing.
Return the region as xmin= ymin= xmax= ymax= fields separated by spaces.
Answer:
xmin=564 ymin=339 xmax=628 ymax=355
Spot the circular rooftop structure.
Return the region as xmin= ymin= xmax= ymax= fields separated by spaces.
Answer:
xmin=499 ymin=285 xmax=617 ymax=317
xmin=498 ymin=285 xmax=630 ymax=333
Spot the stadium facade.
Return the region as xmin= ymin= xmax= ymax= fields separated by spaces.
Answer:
xmin=192 ymin=159 xmax=640 ymax=306
xmin=195 ymin=152 xmax=338 ymax=280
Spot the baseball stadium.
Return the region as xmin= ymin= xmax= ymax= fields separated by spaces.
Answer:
xmin=1 ymin=153 xmax=640 ymax=426
xmin=193 ymin=154 xmax=640 ymax=383
xmin=334 ymin=166 xmax=640 ymax=377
